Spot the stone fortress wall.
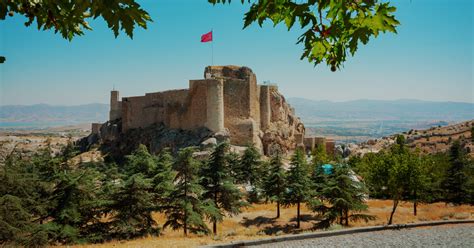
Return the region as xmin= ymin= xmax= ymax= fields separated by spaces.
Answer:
xmin=304 ymin=136 xmax=336 ymax=157
xmin=104 ymin=65 xmax=306 ymax=155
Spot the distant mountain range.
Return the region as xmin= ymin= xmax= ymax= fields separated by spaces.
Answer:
xmin=287 ymin=98 xmax=474 ymax=122
xmin=0 ymin=104 xmax=108 ymax=128
xmin=287 ymin=98 xmax=474 ymax=142
xmin=1 ymin=100 xmax=473 ymax=140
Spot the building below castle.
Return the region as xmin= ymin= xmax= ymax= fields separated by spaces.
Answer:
xmin=92 ymin=66 xmax=306 ymax=155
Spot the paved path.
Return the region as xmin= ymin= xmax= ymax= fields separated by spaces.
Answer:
xmin=255 ymin=224 xmax=474 ymax=248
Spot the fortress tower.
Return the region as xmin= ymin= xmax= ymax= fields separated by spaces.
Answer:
xmin=109 ymin=90 xmax=122 ymax=121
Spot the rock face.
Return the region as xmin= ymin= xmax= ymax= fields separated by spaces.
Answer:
xmin=83 ymin=66 xmax=305 ymax=156
xmin=261 ymin=87 xmax=305 ymax=155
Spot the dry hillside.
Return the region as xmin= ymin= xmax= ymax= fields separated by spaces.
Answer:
xmin=350 ymin=120 xmax=474 ymax=157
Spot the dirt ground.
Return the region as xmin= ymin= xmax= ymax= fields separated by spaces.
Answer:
xmin=64 ymin=200 xmax=474 ymax=248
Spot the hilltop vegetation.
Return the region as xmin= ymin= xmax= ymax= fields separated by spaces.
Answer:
xmin=1 ymin=131 xmax=473 ymax=247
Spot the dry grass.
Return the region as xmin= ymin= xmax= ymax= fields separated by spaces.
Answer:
xmin=61 ymin=200 xmax=474 ymax=248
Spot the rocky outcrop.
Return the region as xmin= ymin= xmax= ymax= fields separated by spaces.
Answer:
xmin=261 ymin=87 xmax=305 ymax=155
xmin=79 ymin=122 xmax=214 ymax=161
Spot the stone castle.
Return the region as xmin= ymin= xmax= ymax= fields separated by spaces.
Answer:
xmin=93 ymin=65 xmax=306 ymax=155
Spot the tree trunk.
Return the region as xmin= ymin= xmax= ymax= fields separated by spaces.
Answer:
xmin=184 ymin=218 xmax=187 ymax=236
xmin=339 ymin=210 xmax=343 ymax=225
xmin=413 ymin=189 xmax=417 ymax=216
xmin=277 ymin=201 xmax=280 ymax=219
xmin=184 ymin=173 xmax=188 ymax=236
xmin=296 ymin=201 xmax=301 ymax=228
xmin=344 ymin=209 xmax=349 ymax=226
xmin=213 ymin=191 xmax=218 ymax=234
xmin=388 ymin=199 xmax=399 ymax=225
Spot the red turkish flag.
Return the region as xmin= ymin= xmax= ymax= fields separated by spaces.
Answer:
xmin=201 ymin=31 xmax=213 ymax=42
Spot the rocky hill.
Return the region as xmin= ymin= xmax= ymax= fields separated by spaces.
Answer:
xmin=348 ymin=120 xmax=474 ymax=157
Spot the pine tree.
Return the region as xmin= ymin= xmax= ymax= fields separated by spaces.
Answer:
xmin=108 ymin=173 xmax=159 ymax=239
xmin=152 ymin=148 xmax=175 ymax=211
xmin=443 ymin=141 xmax=469 ymax=204
xmin=282 ymin=148 xmax=312 ymax=228
xmin=262 ymin=152 xmax=286 ymax=218
xmin=50 ymin=170 xmax=96 ymax=242
xmin=226 ymin=151 xmax=242 ymax=183
xmin=200 ymin=142 xmax=246 ymax=234
xmin=164 ymin=147 xmax=217 ymax=236
xmin=310 ymin=164 xmax=374 ymax=228
xmin=0 ymin=153 xmax=43 ymax=245
xmin=312 ymin=144 xmax=329 ymax=166
xmin=239 ymin=144 xmax=263 ymax=202
xmin=238 ymin=144 xmax=262 ymax=185
xmin=123 ymin=144 xmax=157 ymax=177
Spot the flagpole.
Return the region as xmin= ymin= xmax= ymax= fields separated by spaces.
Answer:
xmin=211 ymin=28 xmax=214 ymax=66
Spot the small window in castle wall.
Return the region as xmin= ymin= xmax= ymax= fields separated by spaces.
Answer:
xmin=205 ymin=72 xmax=212 ymax=79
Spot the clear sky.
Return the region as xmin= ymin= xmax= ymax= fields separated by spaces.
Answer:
xmin=0 ymin=0 xmax=472 ymax=106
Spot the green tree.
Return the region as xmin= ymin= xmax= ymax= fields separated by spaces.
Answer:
xmin=310 ymin=164 xmax=374 ymax=228
xmin=164 ymin=147 xmax=217 ymax=236
xmin=239 ymin=144 xmax=264 ymax=202
xmin=238 ymin=144 xmax=262 ymax=185
xmin=442 ymin=141 xmax=470 ymax=205
xmin=262 ymin=152 xmax=286 ymax=218
xmin=0 ymin=194 xmax=34 ymax=245
xmin=152 ymin=149 xmax=176 ymax=212
xmin=108 ymin=173 xmax=159 ymax=240
xmin=227 ymin=151 xmax=242 ymax=182
xmin=355 ymin=135 xmax=414 ymax=225
xmin=384 ymin=135 xmax=413 ymax=225
xmin=312 ymin=144 xmax=329 ymax=166
xmin=123 ymin=144 xmax=157 ymax=177
xmin=406 ymin=151 xmax=431 ymax=216
xmin=200 ymin=142 xmax=246 ymax=234
xmin=0 ymin=153 xmax=46 ymax=246
xmin=211 ymin=0 xmax=399 ymax=70
xmin=0 ymin=0 xmax=151 ymax=40
xmin=352 ymin=151 xmax=390 ymax=199
xmin=282 ymin=148 xmax=312 ymax=228
xmin=45 ymin=167 xmax=105 ymax=244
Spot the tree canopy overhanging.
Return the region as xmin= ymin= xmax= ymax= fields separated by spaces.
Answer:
xmin=0 ymin=0 xmax=399 ymax=71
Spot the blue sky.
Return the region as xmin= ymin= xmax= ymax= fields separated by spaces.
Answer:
xmin=0 ymin=0 xmax=472 ymax=105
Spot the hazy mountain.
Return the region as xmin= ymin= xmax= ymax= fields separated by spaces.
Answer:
xmin=288 ymin=98 xmax=474 ymax=122
xmin=0 ymin=103 xmax=109 ymax=128
xmin=287 ymin=98 xmax=474 ymax=143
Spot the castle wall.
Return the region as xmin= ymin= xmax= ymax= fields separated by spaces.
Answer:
xmin=122 ymin=88 xmax=207 ymax=132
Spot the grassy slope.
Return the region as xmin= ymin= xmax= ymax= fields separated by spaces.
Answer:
xmin=65 ymin=200 xmax=474 ymax=248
